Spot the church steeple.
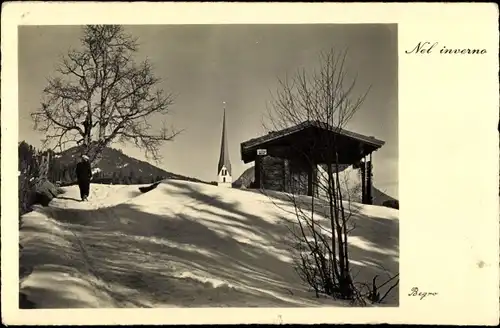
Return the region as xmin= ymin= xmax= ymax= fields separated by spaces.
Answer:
xmin=217 ymin=102 xmax=232 ymax=187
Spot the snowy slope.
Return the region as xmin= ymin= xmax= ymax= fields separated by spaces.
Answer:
xmin=19 ymin=180 xmax=399 ymax=308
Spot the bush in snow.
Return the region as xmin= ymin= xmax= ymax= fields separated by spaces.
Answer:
xmin=18 ymin=142 xmax=65 ymax=216
xmin=382 ymin=199 xmax=399 ymax=210
xmin=138 ymin=181 xmax=161 ymax=193
xmin=33 ymin=179 xmax=64 ymax=207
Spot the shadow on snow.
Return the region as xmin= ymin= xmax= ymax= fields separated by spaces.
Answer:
xmin=19 ymin=181 xmax=399 ymax=308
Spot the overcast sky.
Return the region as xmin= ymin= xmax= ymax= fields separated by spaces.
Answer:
xmin=18 ymin=24 xmax=398 ymax=198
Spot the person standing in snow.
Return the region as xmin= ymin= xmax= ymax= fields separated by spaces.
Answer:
xmin=76 ymin=154 xmax=92 ymax=201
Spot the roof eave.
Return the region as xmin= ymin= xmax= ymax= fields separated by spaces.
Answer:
xmin=241 ymin=126 xmax=385 ymax=153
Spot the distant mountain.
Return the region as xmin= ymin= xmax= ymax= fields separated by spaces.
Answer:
xmin=47 ymin=144 xmax=211 ymax=185
xmin=233 ymin=165 xmax=397 ymax=207
xmin=233 ymin=166 xmax=255 ymax=189
xmin=371 ymin=186 xmax=398 ymax=206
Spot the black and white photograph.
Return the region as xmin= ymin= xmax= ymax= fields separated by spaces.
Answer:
xmin=16 ymin=23 xmax=399 ymax=309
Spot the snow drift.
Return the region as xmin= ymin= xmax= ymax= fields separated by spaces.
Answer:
xmin=19 ymin=180 xmax=399 ymax=308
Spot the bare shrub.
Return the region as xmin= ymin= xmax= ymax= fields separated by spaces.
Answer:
xmin=264 ymin=48 xmax=399 ymax=305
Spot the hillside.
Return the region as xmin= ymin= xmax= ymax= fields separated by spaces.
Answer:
xmin=233 ymin=165 xmax=397 ymax=206
xmin=19 ymin=180 xmax=399 ymax=308
xmin=49 ymin=144 xmax=210 ymax=185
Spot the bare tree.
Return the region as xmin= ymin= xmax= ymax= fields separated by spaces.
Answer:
xmin=264 ymin=48 xmax=398 ymax=304
xmin=31 ymin=25 xmax=181 ymax=163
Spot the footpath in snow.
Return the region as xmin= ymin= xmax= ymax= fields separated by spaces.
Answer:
xmin=19 ymin=180 xmax=399 ymax=308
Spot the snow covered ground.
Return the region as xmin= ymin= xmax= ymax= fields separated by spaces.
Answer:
xmin=19 ymin=180 xmax=399 ymax=308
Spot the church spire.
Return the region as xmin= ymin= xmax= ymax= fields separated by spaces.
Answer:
xmin=218 ymin=102 xmax=232 ymax=177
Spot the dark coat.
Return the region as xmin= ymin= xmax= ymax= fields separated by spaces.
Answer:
xmin=76 ymin=160 xmax=92 ymax=182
